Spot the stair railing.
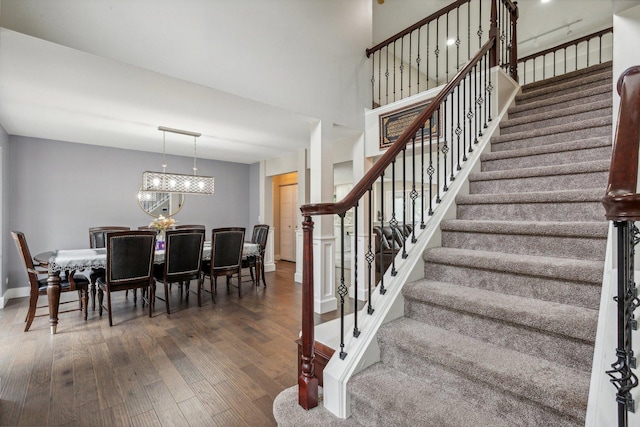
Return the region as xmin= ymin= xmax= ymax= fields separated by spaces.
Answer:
xmin=602 ymin=66 xmax=640 ymax=427
xmin=518 ymin=27 xmax=613 ymax=85
xmin=298 ymin=35 xmax=497 ymax=409
xmin=366 ymin=0 xmax=517 ymax=109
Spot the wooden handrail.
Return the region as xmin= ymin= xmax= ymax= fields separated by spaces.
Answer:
xmin=301 ymin=37 xmax=496 ymax=218
xmin=518 ymin=27 xmax=613 ymax=64
xmin=366 ymin=0 xmax=472 ymax=58
xmin=603 ymin=66 xmax=640 ymax=221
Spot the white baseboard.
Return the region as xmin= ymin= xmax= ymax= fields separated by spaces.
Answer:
xmin=0 ymin=286 xmax=30 ymax=309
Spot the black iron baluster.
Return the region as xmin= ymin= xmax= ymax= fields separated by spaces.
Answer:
xmin=393 ymin=41 xmax=397 ymax=103
xmin=487 ymin=58 xmax=493 ymax=123
xmin=411 ymin=136 xmax=418 ymax=243
xmin=436 ymin=107 xmax=441 ymax=204
xmin=427 ymin=118 xmax=434 ymax=216
xmin=435 ymin=18 xmax=440 ymax=86
xmin=371 ymin=53 xmax=376 ymax=109
xmin=426 ymin=23 xmax=430 ymax=90
xmin=390 ymin=159 xmax=398 ymax=276
xmin=450 ymin=88 xmax=456 ymax=183
xmin=420 ymin=126 xmax=426 ymax=229
xmin=468 ymin=73 xmax=474 ymax=153
xmin=587 ymin=39 xmax=590 ymax=67
xmin=338 ymin=213 xmax=347 ymax=360
xmin=462 ymin=77 xmax=468 ymax=162
xmin=467 ymin=1 xmax=471 ymax=60
xmin=401 ymin=147 xmax=408 ymax=259
xmin=446 ymin=12 xmax=450 ymax=84
xmin=483 ymin=54 xmax=488 ymax=129
xmin=564 ymin=48 xmax=567 ymax=74
xmin=379 ymin=172 xmax=386 ymax=294
xmin=353 ymin=204 xmax=360 ymax=338
xmin=408 ymin=33 xmax=412 ymax=96
xmin=385 ymin=46 xmax=390 ymax=106
xmin=366 ymin=188 xmax=374 ymax=315
xmin=474 ymin=62 xmax=480 ymax=142
xmin=416 ymin=27 xmax=421 ymax=94
xmin=456 ymin=5 xmax=460 ymax=71
xmin=442 ymin=99 xmax=449 ymax=193
xmin=607 ymin=221 xmax=640 ymax=426
xmin=400 ymin=36 xmax=404 ymax=100
xmin=543 ymin=55 xmax=546 ymax=80
xmin=456 ymin=84 xmax=463 ymax=169
xmin=477 ymin=0 xmax=482 ymax=50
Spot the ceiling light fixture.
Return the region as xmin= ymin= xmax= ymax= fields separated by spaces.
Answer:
xmin=142 ymin=126 xmax=215 ymax=195
xmin=446 ymin=38 xmax=456 ymax=46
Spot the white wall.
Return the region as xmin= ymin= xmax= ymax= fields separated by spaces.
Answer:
xmin=0 ymin=124 xmax=8 ymax=301
xmin=5 ymin=136 xmax=251 ymax=291
xmin=613 ymin=3 xmax=640 ymax=128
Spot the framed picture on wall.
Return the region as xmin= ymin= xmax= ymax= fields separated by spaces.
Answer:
xmin=379 ymin=99 xmax=442 ymax=150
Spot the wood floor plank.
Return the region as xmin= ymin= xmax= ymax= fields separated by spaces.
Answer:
xmin=212 ymin=380 xmax=273 ymax=426
xmin=90 ymin=341 xmax=125 ymax=410
xmin=18 ymin=338 xmax=53 ymax=426
xmin=115 ymin=364 xmax=154 ymax=418
xmin=144 ymin=380 xmax=189 ymax=427
xmin=49 ymin=335 xmax=77 ymax=426
xmin=177 ymin=395 xmax=213 ymax=427
xmin=210 ymin=408 xmax=251 ymax=427
xmin=129 ymin=409 xmax=162 ymax=427
xmin=188 ymin=379 xmax=230 ymax=418
xmin=148 ymin=344 xmax=195 ymax=403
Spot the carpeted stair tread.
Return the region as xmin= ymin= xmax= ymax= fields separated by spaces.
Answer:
xmin=457 ymin=187 xmax=604 ymax=205
xmin=515 ymin=69 xmax=613 ymax=103
xmin=500 ymin=99 xmax=611 ymax=134
xmin=480 ymin=137 xmax=612 ymax=171
xmin=507 ymin=83 xmax=611 ymax=117
xmin=422 ymin=247 xmax=603 ymax=284
xmin=520 ymin=61 xmax=612 ymax=92
xmin=377 ymin=318 xmax=590 ymax=422
xmin=403 ymin=280 xmax=597 ymax=342
xmin=469 ymin=159 xmax=609 ymax=182
xmin=440 ymin=219 xmax=608 ymax=238
xmin=491 ymin=116 xmax=611 ymax=145
xmin=349 ymin=363 xmax=514 ymax=427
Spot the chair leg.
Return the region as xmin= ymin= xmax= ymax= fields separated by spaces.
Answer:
xmin=106 ymin=289 xmax=113 ymax=326
xmin=260 ymin=256 xmax=267 ymax=287
xmin=82 ymin=289 xmax=88 ymax=321
xmin=211 ymin=277 xmax=217 ymax=303
xmin=98 ymin=288 xmax=104 ymax=316
xmin=24 ymin=292 xmax=39 ymax=332
xmin=238 ymin=267 xmax=242 ymax=298
xmin=90 ymin=282 xmax=97 ymax=311
xmin=164 ymin=281 xmax=170 ymax=315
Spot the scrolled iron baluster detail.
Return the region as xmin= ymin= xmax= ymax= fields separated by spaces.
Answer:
xmin=338 ymin=213 xmax=348 ymax=360
xmin=390 ymin=159 xmax=398 ymax=276
xmin=353 ymin=204 xmax=360 ymax=338
xmin=607 ymin=221 xmax=640 ymax=426
xmin=365 ymin=188 xmax=375 ymax=315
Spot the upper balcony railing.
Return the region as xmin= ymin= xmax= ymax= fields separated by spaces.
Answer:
xmin=366 ymin=0 xmax=517 ymax=108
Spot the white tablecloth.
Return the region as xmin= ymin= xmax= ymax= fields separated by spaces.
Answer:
xmin=47 ymin=242 xmax=260 ymax=272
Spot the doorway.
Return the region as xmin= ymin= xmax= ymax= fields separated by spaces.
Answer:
xmin=279 ymin=184 xmax=298 ymax=262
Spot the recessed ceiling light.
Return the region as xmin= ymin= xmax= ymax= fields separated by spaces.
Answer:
xmin=541 ymin=0 xmax=551 ymax=3
xmin=447 ymin=38 xmax=456 ymax=46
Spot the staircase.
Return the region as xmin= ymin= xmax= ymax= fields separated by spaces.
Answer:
xmin=347 ymin=62 xmax=612 ymax=426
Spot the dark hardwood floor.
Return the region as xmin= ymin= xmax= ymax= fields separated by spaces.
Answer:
xmin=0 ymin=261 xmax=336 ymax=427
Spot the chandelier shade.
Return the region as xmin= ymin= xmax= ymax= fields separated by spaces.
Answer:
xmin=142 ymin=171 xmax=214 ymax=194
xmin=141 ymin=126 xmax=214 ymax=195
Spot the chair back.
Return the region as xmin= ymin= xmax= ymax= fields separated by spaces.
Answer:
xmin=105 ymin=230 xmax=156 ymax=288
xmin=11 ymin=231 xmax=40 ymax=291
xmin=89 ymin=226 xmax=131 ymax=248
xmin=251 ymin=224 xmax=269 ymax=253
xmin=211 ymin=227 xmax=245 ymax=272
xmin=174 ymin=224 xmax=206 ymax=230
xmin=163 ymin=228 xmax=205 ymax=282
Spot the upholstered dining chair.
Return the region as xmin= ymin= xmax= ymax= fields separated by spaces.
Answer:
xmin=12 ymin=231 xmax=90 ymax=332
xmin=153 ymin=228 xmax=205 ymax=314
xmin=200 ymin=227 xmax=245 ymax=303
xmin=243 ymin=224 xmax=269 ymax=287
xmin=96 ymin=230 xmax=156 ymax=326
xmin=88 ymin=226 xmax=130 ymax=310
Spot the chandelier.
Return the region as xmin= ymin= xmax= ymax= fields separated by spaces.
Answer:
xmin=142 ymin=126 xmax=215 ymax=195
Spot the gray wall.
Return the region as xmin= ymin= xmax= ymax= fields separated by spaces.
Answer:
xmin=0 ymin=125 xmax=8 ymax=296
xmin=6 ymin=136 xmax=252 ymax=290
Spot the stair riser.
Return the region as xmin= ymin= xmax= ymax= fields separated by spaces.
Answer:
xmin=508 ymin=91 xmax=610 ymax=119
xmin=469 ymin=170 xmax=609 ymax=194
xmin=521 ymin=64 xmax=612 ymax=92
xmin=492 ymin=126 xmax=611 ymax=152
xmin=516 ymin=79 xmax=610 ymax=105
xmin=377 ymin=340 xmax=584 ymax=426
xmin=501 ymin=107 xmax=612 ymax=135
xmin=481 ymin=146 xmax=611 ymax=171
xmin=457 ymin=200 xmax=605 ymax=222
xmin=422 ymin=262 xmax=600 ymax=309
xmin=404 ymin=298 xmax=595 ymax=368
xmin=441 ymin=230 xmax=606 ymax=261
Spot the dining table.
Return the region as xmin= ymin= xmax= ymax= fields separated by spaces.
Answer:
xmin=34 ymin=241 xmax=260 ymax=334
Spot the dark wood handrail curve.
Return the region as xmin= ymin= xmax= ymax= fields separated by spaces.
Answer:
xmin=366 ymin=0 xmax=516 ymax=59
xmin=603 ymin=66 xmax=640 ymax=221
xmin=518 ymin=27 xmax=613 ymax=64
xmin=301 ymin=36 xmax=496 ymax=218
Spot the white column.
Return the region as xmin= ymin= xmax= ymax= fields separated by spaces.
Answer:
xmin=309 ymin=121 xmax=336 ymax=314
xmin=260 ymin=161 xmax=276 ymax=272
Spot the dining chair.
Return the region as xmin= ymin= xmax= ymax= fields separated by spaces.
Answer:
xmin=96 ymin=230 xmax=156 ymax=326
xmin=12 ymin=231 xmax=90 ymax=332
xmin=241 ymin=224 xmax=269 ymax=287
xmin=88 ymin=226 xmax=130 ymax=310
xmin=200 ymin=227 xmax=245 ymax=303
xmin=153 ymin=228 xmax=205 ymax=314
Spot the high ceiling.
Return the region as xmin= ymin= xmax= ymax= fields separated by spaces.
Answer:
xmin=0 ymin=0 xmax=621 ymax=164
